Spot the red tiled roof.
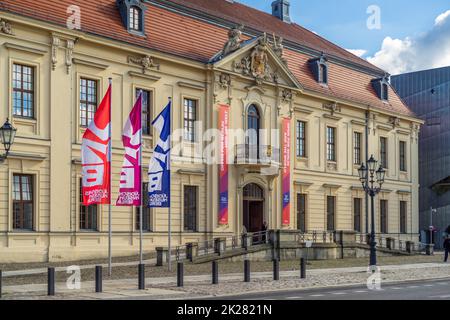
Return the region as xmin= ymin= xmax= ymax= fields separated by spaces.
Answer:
xmin=0 ymin=0 xmax=415 ymax=117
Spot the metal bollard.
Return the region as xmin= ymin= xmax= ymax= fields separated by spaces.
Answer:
xmin=300 ymin=258 xmax=306 ymax=279
xmin=95 ymin=266 xmax=102 ymax=293
xmin=273 ymin=259 xmax=279 ymax=281
xmin=177 ymin=262 xmax=184 ymax=287
xmin=0 ymin=270 xmax=2 ymax=299
xmin=48 ymin=267 xmax=55 ymax=296
xmin=244 ymin=260 xmax=250 ymax=282
xmin=212 ymin=261 xmax=219 ymax=285
xmin=138 ymin=264 xmax=145 ymax=290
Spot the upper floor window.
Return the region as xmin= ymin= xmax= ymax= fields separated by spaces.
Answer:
xmin=327 ymin=127 xmax=336 ymax=162
xmin=184 ymin=185 xmax=198 ymax=232
xmin=381 ymin=83 xmax=389 ymax=101
xmin=129 ymin=6 xmax=142 ymax=32
xmin=399 ymin=141 xmax=407 ymax=172
xmin=183 ymin=98 xmax=197 ymax=142
xmin=136 ymin=89 xmax=152 ymax=136
xmin=80 ymin=78 xmax=98 ymax=127
xmin=12 ymin=63 xmax=35 ymax=118
xmin=354 ymin=132 xmax=362 ymax=165
xmin=400 ymin=201 xmax=407 ymax=234
xmin=13 ymin=174 xmax=34 ymax=230
xmin=296 ymin=121 xmax=306 ymax=158
xmin=380 ymin=137 xmax=388 ymax=169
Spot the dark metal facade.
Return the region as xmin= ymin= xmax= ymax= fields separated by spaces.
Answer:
xmin=391 ymin=66 xmax=450 ymax=248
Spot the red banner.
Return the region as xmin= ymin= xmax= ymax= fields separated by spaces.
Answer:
xmin=218 ymin=104 xmax=229 ymax=225
xmin=81 ymin=84 xmax=111 ymax=205
xmin=282 ymin=117 xmax=291 ymax=226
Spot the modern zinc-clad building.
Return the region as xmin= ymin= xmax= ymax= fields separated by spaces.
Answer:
xmin=391 ymin=66 xmax=450 ymax=248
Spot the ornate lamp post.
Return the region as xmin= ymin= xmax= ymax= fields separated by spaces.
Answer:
xmin=0 ymin=118 xmax=17 ymax=162
xmin=358 ymin=155 xmax=386 ymax=267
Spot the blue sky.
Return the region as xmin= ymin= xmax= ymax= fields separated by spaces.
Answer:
xmin=238 ymin=0 xmax=450 ymax=74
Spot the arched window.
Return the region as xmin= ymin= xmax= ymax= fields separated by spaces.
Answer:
xmin=243 ymin=183 xmax=264 ymax=200
xmin=247 ymin=105 xmax=260 ymax=159
xmin=129 ymin=6 xmax=141 ymax=32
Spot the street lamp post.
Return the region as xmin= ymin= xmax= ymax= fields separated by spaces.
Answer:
xmin=0 ymin=118 xmax=17 ymax=162
xmin=358 ymin=155 xmax=386 ymax=267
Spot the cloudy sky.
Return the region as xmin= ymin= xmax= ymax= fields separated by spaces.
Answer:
xmin=238 ymin=0 xmax=450 ymax=75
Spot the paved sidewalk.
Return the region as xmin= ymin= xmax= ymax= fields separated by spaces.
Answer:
xmin=2 ymin=262 xmax=450 ymax=300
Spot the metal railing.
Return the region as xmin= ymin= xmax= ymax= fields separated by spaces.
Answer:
xmin=235 ymin=144 xmax=280 ymax=165
xmin=355 ymin=232 xmax=421 ymax=252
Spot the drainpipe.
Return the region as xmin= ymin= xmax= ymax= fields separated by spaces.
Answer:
xmin=365 ymin=111 xmax=369 ymax=235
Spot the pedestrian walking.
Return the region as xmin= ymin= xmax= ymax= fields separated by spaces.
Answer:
xmin=443 ymin=226 xmax=450 ymax=262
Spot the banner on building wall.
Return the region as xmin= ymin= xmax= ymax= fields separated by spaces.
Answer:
xmin=116 ymin=94 xmax=142 ymax=206
xmin=282 ymin=117 xmax=291 ymax=226
xmin=148 ymin=101 xmax=171 ymax=208
xmin=81 ymin=84 xmax=111 ymax=206
xmin=218 ymin=104 xmax=230 ymax=225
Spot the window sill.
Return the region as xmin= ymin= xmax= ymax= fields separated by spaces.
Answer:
xmin=11 ymin=229 xmax=35 ymax=233
xmin=13 ymin=116 xmax=36 ymax=122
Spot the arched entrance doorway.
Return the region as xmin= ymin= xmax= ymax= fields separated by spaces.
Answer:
xmin=243 ymin=183 xmax=264 ymax=232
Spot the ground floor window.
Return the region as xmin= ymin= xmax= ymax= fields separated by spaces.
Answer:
xmin=400 ymin=201 xmax=407 ymax=234
xmin=13 ymin=174 xmax=34 ymax=230
xmin=136 ymin=183 xmax=151 ymax=231
xmin=327 ymin=196 xmax=335 ymax=231
xmin=184 ymin=185 xmax=198 ymax=232
xmin=79 ymin=178 xmax=98 ymax=231
xmin=297 ymin=193 xmax=306 ymax=232
xmin=353 ymin=198 xmax=362 ymax=232
xmin=380 ymin=200 xmax=388 ymax=234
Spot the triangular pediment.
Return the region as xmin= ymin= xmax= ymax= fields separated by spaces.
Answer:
xmin=210 ymin=36 xmax=302 ymax=89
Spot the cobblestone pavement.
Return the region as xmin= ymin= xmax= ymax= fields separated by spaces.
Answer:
xmin=2 ymin=262 xmax=450 ymax=300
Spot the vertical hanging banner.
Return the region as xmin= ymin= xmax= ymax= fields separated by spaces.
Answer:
xmin=116 ymin=94 xmax=142 ymax=206
xmin=81 ymin=84 xmax=112 ymax=205
xmin=148 ymin=101 xmax=171 ymax=208
xmin=218 ymin=104 xmax=230 ymax=225
xmin=282 ymin=117 xmax=291 ymax=226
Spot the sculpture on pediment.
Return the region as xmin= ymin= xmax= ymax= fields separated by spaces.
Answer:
xmin=389 ymin=116 xmax=401 ymax=128
xmin=0 ymin=19 xmax=13 ymax=35
xmin=128 ymin=55 xmax=160 ymax=73
xmin=222 ymin=24 xmax=244 ymax=57
xmin=271 ymin=34 xmax=287 ymax=65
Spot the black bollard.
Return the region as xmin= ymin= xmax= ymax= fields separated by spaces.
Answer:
xmin=273 ymin=259 xmax=279 ymax=281
xmin=48 ymin=267 xmax=55 ymax=296
xmin=212 ymin=261 xmax=219 ymax=285
xmin=244 ymin=260 xmax=250 ymax=282
xmin=300 ymin=258 xmax=306 ymax=279
xmin=95 ymin=266 xmax=102 ymax=293
xmin=0 ymin=270 xmax=2 ymax=299
xmin=138 ymin=264 xmax=145 ymax=290
xmin=177 ymin=262 xmax=184 ymax=287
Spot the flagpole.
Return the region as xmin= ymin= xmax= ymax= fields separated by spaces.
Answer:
xmin=168 ymin=96 xmax=172 ymax=272
xmin=108 ymin=78 xmax=113 ymax=277
xmin=139 ymin=90 xmax=144 ymax=265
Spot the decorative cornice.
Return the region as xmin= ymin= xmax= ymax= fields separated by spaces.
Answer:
xmin=177 ymin=81 xmax=206 ymax=90
xmin=323 ymin=183 xmax=342 ymax=189
xmin=294 ymin=181 xmax=313 ymax=187
xmin=177 ymin=169 xmax=206 ymax=176
xmin=376 ymin=124 xmax=393 ymax=132
xmin=8 ymin=152 xmax=47 ymax=161
xmin=72 ymin=58 xmax=109 ymax=70
xmin=323 ymin=114 xmax=342 ymax=121
xmin=396 ymin=190 xmax=411 ymax=195
xmin=293 ymin=106 xmax=313 ymax=114
xmin=128 ymin=71 xmax=161 ymax=81
xmin=3 ymin=43 xmax=47 ymax=55
xmin=351 ymin=119 xmax=366 ymax=126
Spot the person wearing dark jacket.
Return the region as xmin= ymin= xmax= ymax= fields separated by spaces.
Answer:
xmin=444 ymin=226 xmax=450 ymax=262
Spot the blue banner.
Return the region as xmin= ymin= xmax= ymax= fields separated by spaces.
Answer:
xmin=148 ymin=101 xmax=171 ymax=208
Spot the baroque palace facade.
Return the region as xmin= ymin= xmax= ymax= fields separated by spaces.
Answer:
xmin=0 ymin=0 xmax=422 ymax=262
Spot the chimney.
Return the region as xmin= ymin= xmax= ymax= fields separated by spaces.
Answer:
xmin=271 ymin=0 xmax=291 ymax=23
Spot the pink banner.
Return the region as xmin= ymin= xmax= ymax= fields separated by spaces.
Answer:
xmin=218 ymin=104 xmax=229 ymax=225
xmin=116 ymin=94 xmax=143 ymax=206
xmin=82 ymin=84 xmax=111 ymax=205
xmin=282 ymin=117 xmax=291 ymax=226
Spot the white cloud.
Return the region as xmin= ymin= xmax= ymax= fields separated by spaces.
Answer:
xmin=367 ymin=10 xmax=450 ymax=74
xmin=435 ymin=10 xmax=450 ymax=26
xmin=346 ymin=49 xmax=367 ymax=58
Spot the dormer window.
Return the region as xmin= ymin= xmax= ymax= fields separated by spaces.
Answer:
xmin=117 ymin=0 xmax=146 ymax=36
xmin=129 ymin=6 xmax=142 ymax=32
xmin=308 ymin=53 xmax=328 ymax=85
xmin=371 ymin=75 xmax=390 ymax=101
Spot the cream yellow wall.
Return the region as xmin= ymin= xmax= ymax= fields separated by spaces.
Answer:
xmin=0 ymin=14 xmax=421 ymax=263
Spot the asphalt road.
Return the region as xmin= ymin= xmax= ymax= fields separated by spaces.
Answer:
xmin=209 ymin=278 xmax=450 ymax=300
